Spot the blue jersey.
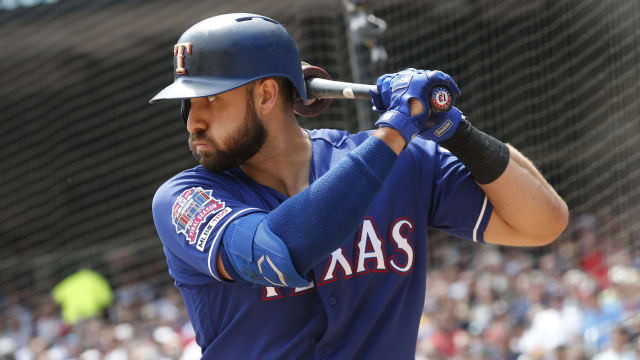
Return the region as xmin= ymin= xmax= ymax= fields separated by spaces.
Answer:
xmin=152 ymin=129 xmax=492 ymax=359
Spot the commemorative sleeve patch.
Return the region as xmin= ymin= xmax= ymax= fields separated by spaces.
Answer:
xmin=171 ymin=187 xmax=227 ymax=249
xmin=196 ymin=207 xmax=232 ymax=251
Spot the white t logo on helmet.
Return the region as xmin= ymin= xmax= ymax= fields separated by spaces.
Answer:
xmin=174 ymin=42 xmax=193 ymax=75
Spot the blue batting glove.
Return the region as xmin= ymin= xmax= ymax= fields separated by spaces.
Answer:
xmin=370 ymin=68 xmax=418 ymax=113
xmin=374 ymin=69 xmax=462 ymax=144
xmin=370 ymin=69 xmax=461 ymax=114
xmin=375 ymin=72 xmax=432 ymax=144
xmin=419 ymin=106 xmax=466 ymax=143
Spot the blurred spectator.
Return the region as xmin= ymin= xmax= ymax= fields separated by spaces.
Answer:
xmin=593 ymin=327 xmax=636 ymax=360
xmin=53 ymin=269 xmax=114 ymax=325
xmin=575 ymin=214 xmax=610 ymax=289
xmin=1 ymin=291 xmax=33 ymax=349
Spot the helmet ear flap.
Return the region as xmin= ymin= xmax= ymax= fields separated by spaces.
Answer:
xmin=181 ymin=99 xmax=191 ymax=124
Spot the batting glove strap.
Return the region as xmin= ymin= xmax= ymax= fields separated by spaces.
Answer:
xmin=420 ymin=106 xmax=465 ymax=143
xmin=375 ymin=110 xmax=422 ymax=145
xmin=439 ymin=120 xmax=511 ymax=184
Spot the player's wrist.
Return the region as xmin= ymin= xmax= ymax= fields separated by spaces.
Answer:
xmin=440 ymin=120 xmax=510 ymax=184
xmin=375 ymin=110 xmax=420 ymax=147
xmin=373 ymin=126 xmax=406 ymax=155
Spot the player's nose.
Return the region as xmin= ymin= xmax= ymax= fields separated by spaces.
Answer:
xmin=186 ymin=105 xmax=207 ymax=134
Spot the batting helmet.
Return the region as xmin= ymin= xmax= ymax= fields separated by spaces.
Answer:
xmin=149 ymin=13 xmax=308 ymax=122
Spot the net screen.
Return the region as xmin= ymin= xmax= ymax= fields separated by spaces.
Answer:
xmin=1 ymin=0 xmax=639 ymax=357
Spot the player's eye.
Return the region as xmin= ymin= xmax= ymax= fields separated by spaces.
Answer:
xmin=207 ymin=96 xmax=216 ymax=102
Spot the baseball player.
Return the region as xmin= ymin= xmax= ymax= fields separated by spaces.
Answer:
xmin=150 ymin=13 xmax=568 ymax=359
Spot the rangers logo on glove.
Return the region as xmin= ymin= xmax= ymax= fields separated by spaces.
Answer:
xmin=430 ymin=86 xmax=452 ymax=112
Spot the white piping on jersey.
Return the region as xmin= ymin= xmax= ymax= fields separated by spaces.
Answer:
xmin=207 ymin=207 xmax=261 ymax=281
xmin=473 ymin=196 xmax=488 ymax=243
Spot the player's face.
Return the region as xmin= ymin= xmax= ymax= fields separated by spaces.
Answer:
xmin=187 ymin=86 xmax=267 ymax=173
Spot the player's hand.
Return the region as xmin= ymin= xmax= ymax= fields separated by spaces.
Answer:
xmin=370 ymin=69 xmax=460 ymax=112
xmin=370 ymin=68 xmax=418 ymax=113
xmin=419 ymin=106 xmax=466 ymax=143
xmin=373 ymin=69 xmax=460 ymax=144
xmin=373 ymin=71 xmax=430 ymax=144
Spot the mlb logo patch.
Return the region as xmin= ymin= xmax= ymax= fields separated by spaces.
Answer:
xmin=172 ymin=187 xmax=225 ymax=245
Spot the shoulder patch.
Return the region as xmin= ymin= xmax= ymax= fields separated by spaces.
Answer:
xmin=172 ymin=187 xmax=226 ymax=246
xmin=195 ymin=207 xmax=232 ymax=251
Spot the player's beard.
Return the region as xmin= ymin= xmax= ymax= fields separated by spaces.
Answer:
xmin=188 ymin=98 xmax=267 ymax=173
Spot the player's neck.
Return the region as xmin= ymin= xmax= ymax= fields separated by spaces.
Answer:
xmin=240 ymin=116 xmax=311 ymax=198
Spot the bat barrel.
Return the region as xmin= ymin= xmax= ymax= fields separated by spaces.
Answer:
xmin=305 ymin=78 xmax=377 ymax=100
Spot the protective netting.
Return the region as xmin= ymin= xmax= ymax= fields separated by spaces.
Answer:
xmin=1 ymin=0 xmax=639 ymax=357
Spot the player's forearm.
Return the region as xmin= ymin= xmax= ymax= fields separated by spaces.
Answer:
xmin=481 ymin=145 xmax=569 ymax=246
xmin=438 ymin=117 xmax=567 ymax=246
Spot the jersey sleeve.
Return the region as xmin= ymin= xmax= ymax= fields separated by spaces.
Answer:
xmin=426 ymin=144 xmax=493 ymax=243
xmin=152 ymin=172 xmax=264 ymax=285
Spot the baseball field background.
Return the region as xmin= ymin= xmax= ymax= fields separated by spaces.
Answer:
xmin=1 ymin=0 xmax=639 ymax=358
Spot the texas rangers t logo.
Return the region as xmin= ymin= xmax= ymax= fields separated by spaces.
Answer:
xmin=174 ymin=42 xmax=192 ymax=75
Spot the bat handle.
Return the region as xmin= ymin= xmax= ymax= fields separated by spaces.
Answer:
xmin=371 ymin=85 xmax=453 ymax=113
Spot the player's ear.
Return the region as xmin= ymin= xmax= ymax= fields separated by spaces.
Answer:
xmin=254 ymin=78 xmax=278 ymax=114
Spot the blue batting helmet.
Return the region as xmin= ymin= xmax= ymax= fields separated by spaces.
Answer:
xmin=149 ymin=13 xmax=307 ymax=122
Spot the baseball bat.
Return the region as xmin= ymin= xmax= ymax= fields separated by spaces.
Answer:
xmin=304 ymin=77 xmax=453 ymax=112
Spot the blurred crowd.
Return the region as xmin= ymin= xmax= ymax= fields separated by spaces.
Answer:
xmin=0 ymin=282 xmax=199 ymax=360
xmin=1 ymin=213 xmax=639 ymax=360
xmin=417 ymin=213 xmax=640 ymax=360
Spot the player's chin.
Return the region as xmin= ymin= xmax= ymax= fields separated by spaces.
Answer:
xmin=195 ymin=151 xmax=239 ymax=173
